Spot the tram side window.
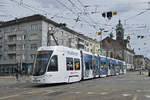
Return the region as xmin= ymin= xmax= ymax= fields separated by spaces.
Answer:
xmin=102 ymin=62 xmax=107 ymax=69
xmin=48 ymin=55 xmax=58 ymax=71
xmin=66 ymin=57 xmax=73 ymax=70
xmin=74 ymin=58 xmax=80 ymax=70
xmin=85 ymin=61 xmax=90 ymax=70
xmin=108 ymin=64 xmax=111 ymax=69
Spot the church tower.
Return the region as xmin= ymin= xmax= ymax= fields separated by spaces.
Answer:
xmin=116 ymin=20 xmax=124 ymax=40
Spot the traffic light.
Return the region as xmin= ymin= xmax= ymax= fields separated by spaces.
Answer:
xmin=96 ymin=32 xmax=102 ymax=35
xmin=107 ymin=11 xmax=112 ymax=19
xmin=113 ymin=11 xmax=117 ymax=15
xmin=102 ymin=11 xmax=117 ymax=20
xmin=102 ymin=12 xmax=106 ymax=18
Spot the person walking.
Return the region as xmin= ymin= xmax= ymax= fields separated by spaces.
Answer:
xmin=15 ymin=67 xmax=19 ymax=81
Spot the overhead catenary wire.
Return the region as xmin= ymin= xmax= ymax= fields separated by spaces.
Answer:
xmin=67 ymin=0 xmax=99 ymax=30
xmin=55 ymin=0 xmax=99 ymax=31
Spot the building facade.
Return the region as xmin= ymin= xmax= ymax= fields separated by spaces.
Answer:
xmin=134 ymin=55 xmax=150 ymax=70
xmin=134 ymin=55 xmax=145 ymax=70
xmin=0 ymin=14 xmax=100 ymax=75
xmin=144 ymin=57 xmax=150 ymax=69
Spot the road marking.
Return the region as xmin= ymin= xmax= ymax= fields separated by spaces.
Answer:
xmin=74 ymin=92 xmax=80 ymax=94
xmin=100 ymin=92 xmax=108 ymax=95
xmin=121 ymin=94 xmax=132 ymax=97
xmin=87 ymin=92 xmax=95 ymax=94
xmin=142 ymin=90 xmax=150 ymax=92
xmin=132 ymin=94 xmax=138 ymax=100
xmin=144 ymin=95 xmax=150 ymax=98
xmin=42 ymin=90 xmax=56 ymax=95
xmin=0 ymin=89 xmax=55 ymax=100
xmin=104 ymin=89 xmax=109 ymax=91
xmin=25 ymin=89 xmax=55 ymax=95
xmin=0 ymin=94 xmax=19 ymax=100
xmin=136 ymin=90 xmax=141 ymax=93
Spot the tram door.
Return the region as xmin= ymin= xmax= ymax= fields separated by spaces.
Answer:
xmin=116 ymin=60 xmax=120 ymax=75
xmin=83 ymin=53 xmax=93 ymax=79
xmin=107 ymin=58 xmax=111 ymax=76
xmin=99 ymin=57 xmax=107 ymax=77
xmin=92 ymin=56 xmax=99 ymax=78
xmin=111 ymin=60 xmax=117 ymax=75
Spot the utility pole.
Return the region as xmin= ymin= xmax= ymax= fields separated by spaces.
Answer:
xmin=47 ymin=23 xmax=66 ymax=46
xmin=47 ymin=26 xmax=59 ymax=46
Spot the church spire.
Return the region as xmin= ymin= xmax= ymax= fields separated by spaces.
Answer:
xmin=116 ymin=20 xmax=124 ymax=40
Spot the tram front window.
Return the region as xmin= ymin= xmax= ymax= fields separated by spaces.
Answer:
xmin=33 ymin=51 xmax=53 ymax=76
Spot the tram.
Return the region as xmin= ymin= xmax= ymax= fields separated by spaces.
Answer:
xmin=31 ymin=46 xmax=126 ymax=84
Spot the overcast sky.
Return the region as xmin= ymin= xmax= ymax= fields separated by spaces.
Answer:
xmin=0 ymin=0 xmax=150 ymax=58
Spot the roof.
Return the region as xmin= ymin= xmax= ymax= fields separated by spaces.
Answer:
xmin=102 ymin=37 xmax=124 ymax=50
xmin=134 ymin=55 xmax=144 ymax=58
xmin=144 ymin=57 xmax=150 ymax=61
xmin=0 ymin=14 xmax=98 ymax=43
xmin=102 ymin=36 xmax=134 ymax=53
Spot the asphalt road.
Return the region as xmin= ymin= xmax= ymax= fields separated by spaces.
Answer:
xmin=0 ymin=72 xmax=150 ymax=100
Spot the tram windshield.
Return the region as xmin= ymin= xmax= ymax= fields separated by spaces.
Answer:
xmin=33 ymin=51 xmax=53 ymax=76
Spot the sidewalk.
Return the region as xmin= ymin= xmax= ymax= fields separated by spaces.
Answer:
xmin=0 ymin=75 xmax=31 ymax=82
xmin=0 ymin=76 xmax=15 ymax=80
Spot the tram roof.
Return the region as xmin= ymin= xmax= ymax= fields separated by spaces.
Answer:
xmin=37 ymin=46 xmax=80 ymax=52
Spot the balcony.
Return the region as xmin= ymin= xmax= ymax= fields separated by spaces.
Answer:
xmin=78 ymin=38 xmax=85 ymax=45
xmin=77 ymin=44 xmax=84 ymax=50
xmin=7 ymin=45 xmax=16 ymax=54
xmin=7 ymin=35 xmax=17 ymax=45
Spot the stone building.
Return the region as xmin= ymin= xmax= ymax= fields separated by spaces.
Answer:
xmin=0 ymin=14 xmax=100 ymax=75
xmin=134 ymin=55 xmax=145 ymax=70
xmin=144 ymin=57 xmax=150 ymax=69
xmin=101 ymin=20 xmax=135 ymax=70
xmin=134 ymin=55 xmax=150 ymax=70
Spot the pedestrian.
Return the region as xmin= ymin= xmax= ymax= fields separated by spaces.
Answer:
xmin=27 ymin=65 xmax=31 ymax=77
xmin=15 ymin=67 xmax=19 ymax=81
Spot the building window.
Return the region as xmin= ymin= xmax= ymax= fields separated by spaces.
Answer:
xmin=31 ymin=44 xmax=37 ymax=50
xmin=11 ymin=26 xmax=17 ymax=32
xmin=0 ymin=55 xmax=2 ymax=60
xmin=85 ymin=41 xmax=89 ymax=46
xmin=8 ymin=45 xmax=16 ymax=51
xmin=8 ymin=54 xmax=16 ymax=60
xmin=17 ymin=35 xmax=26 ymax=40
xmin=74 ymin=58 xmax=80 ymax=70
xmin=0 ymin=46 xmax=2 ymax=52
xmin=31 ymin=24 xmax=38 ymax=31
xmin=110 ymin=52 xmax=113 ymax=58
xmin=18 ymin=25 xmax=25 ymax=31
xmin=0 ymin=37 xmax=2 ymax=43
xmin=8 ymin=35 xmax=16 ymax=42
xmin=30 ymin=34 xmax=39 ymax=40
xmin=17 ymin=44 xmax=25 ymax=50
xmin=16 ymin=54 xmax=25 ymax=60
xmin=66 ymin=57 xmax=73 ymax=70
xmin=78 ymin=44 xmax=84 ymax=49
